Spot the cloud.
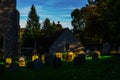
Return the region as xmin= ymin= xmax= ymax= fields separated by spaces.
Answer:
xmin=17 ymin=0 xmax=88 ymax=29
xmin=20 ymin=20 xmax=27 ymax=28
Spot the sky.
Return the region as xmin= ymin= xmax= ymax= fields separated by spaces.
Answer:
xmin=17 ymin=0 xmax=88 ymax=29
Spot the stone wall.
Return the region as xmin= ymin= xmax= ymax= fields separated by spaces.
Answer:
xmin=0 ymin=0 xmax=20 ymax=57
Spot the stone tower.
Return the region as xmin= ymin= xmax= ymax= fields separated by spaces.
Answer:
xmin=0 ymin=0 xmax=20 ymax=57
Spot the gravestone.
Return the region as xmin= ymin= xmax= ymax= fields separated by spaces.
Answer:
xmin=92 ymin=51 xmax=98 ymax=61
xmin=53 ymin=57 xmax=62 ymax=68
xmin=33 ymin=59 xmax=43 ymax=70
xmin=45 ymin=54 xmax=54 ymax=66
xmin=73 ymin=54 xmax=86 ymax=65
xmin=27 ymin=59 xmax=43 ymax=70
xmin=27 ymin=61 xmax=34 ymax=70
xmin=118 ymin=47 xmax=120 ymax=54
xmin=8 ymin=62 xmax=19 ymax=72
xmin=0 ymin=64 xmax=5 ymax=75
xmin=102 ymin=42 xmax=111 ymax=54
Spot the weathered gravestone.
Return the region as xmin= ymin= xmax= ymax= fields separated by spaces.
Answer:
xmin=45 ymin=54 xmax=54 ymax=66
xmin=45 ymin=54 xmax=62 ymax=68
xmin=73 ymin=54 xmax=86 ymax=65
xmin=0 ymin=64 xmax=5 ymax=75
xmin=27 ymin=59 xmax=43 ymax=70
xmin=92 ymin=51 xmax=98 ymax=61
xmin=53 ymin=57 xmax=62 ymax=68
xmin=27 ymin=61 xmax=34 ymax=70
xmin=33 ymin=59 xmax=43 ymax=70
xmin=8 ymin=62 xmax=19 ymax=72
xmin=102 ymin=42 xmax=111 ymax=54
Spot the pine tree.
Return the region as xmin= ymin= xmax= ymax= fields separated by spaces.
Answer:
xmin=22 ymin=4 xmax=41 ymax=47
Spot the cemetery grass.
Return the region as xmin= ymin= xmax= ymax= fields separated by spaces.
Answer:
xmin=1 ymin=55 xmax=120 ymax=80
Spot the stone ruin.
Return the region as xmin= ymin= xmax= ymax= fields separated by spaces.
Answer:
xmin=0 ymin=0 xmax=20 ymax=57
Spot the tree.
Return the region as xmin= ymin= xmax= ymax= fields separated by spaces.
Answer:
xmin=56 ymin=21 xmax=63 ymax=30
xmin=43 ymin=18 xmax=63 ymax=37
xmin=71 ymin=0 xmax=104 ymax=46
xmin=43 ymin=18 xmax=51 ymax=37
xmin=22 ymin=4 xmax=41 ymax=47
xmin=96 ymin=0 xmax=120 ymax=47
xmin=71 ymin=8 xmax=85 ymax=41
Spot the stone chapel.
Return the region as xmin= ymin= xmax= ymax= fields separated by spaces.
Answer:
xmin=0 ymin=0 xmax=20 ymax=57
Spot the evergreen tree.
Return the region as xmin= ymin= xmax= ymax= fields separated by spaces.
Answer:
xmin=22 ymin=4 xmax=41 ymax=47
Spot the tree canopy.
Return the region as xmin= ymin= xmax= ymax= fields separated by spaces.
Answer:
xmin=71 ymin=0 xmax=120 ymax=48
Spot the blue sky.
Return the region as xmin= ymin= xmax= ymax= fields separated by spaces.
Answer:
xmin=17 ymin=0 xmax=88 ymax=29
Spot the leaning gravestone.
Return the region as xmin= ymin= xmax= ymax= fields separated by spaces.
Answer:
xmin=102 ymin=42 xmax=111 ymax=54
xmin=8 ymin=62 xmax=19 ymax=72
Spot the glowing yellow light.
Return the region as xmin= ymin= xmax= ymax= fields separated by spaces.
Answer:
xmin=32 ymin=55 xmax=39 ymax=61
xmin=56 ymin=52 xmax=62 ymax=59
xmin=19 ymin=57 xmax=26 ymax=67
xmin=94 ymin=50 xmax=101 ymax=57
xmin=67 ymin=51 xmax=74 ymax=61
xmin=41 ymin=54 xmax=45 ymax=63
xmin=110 ymin=50 xmax=118 ymax=54
xmin=6 ymin=58 xmax=12 ymax=64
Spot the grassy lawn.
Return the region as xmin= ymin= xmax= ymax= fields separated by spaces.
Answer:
xmin=1 ymin=55 xmax=120 ymax=80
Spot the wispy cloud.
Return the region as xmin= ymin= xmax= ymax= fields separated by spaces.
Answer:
xmin=17 ymin=0 xmax=88 ymax=29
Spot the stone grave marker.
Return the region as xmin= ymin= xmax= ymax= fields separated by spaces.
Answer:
xmin=0 ymin=64 xmax=5 ymax=75
xmin=33 ymin=59 xmax=43 ymax=70
xmin=53 ymin=57 xmax=62 ymax=68
xmin=73 ymin=54 xmax=86 ymax=65
xmin=102 ymin=42 xmax=111 ymax=54
xmin=118 ymin=47 xmax=120 ymax=54
xmin=8 ymin=62 xmax=19 ymax=72
xmin=27 ymin=59 xmax=43 ymax=70
xmin=27 ymin=61 xmax=34 ymax=70
xmin=92 ymin=51 xmax=98 ymax=61
xmin=45 ymin=54 xmax=54 ymax=66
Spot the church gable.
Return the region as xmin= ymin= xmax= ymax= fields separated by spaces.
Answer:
xmin=49 ymin=28 xmax=80 ymax=53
